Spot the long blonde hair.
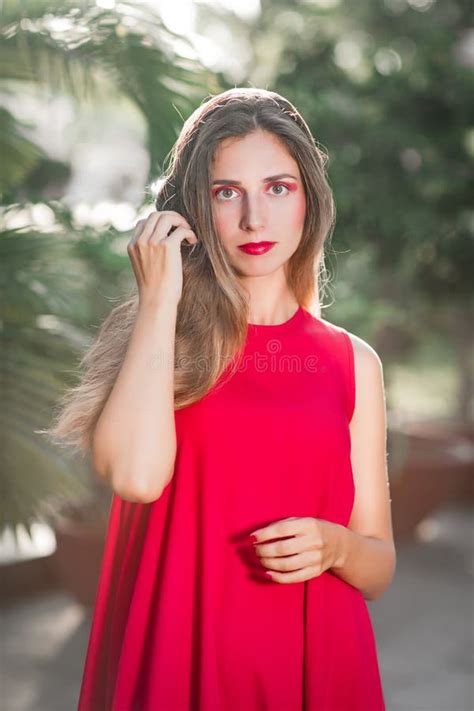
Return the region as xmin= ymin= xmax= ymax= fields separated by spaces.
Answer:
xmin=44 ymin=87 xmax=336 ymax=455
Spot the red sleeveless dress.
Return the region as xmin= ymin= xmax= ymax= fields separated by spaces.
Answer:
xmin=77 ymin=306 xmax=386 ymax=710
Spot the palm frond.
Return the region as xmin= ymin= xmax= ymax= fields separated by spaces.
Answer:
xmin=0 ymin=1 xmax=217 ymax=178
xmin=0 ymin=107 xmax=43 ymax=192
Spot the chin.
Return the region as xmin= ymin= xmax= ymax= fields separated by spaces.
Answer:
xmin=233 ymin=262 xmax=284 ymax=279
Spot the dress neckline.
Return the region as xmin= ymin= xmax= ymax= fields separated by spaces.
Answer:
xmin=247 ymin=305 xmax=303 ymax=330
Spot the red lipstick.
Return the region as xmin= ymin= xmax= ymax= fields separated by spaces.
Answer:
xmin=238 ymin=242 xmax=276 ymax=255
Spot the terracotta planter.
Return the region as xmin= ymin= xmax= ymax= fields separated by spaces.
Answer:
xmin=388 ymin=418 xmax=474 ymax=541
xmin=1 ymin=555 xmax=58 ymax=603
xmin=49 ymin=499 xmax=110 ymax=607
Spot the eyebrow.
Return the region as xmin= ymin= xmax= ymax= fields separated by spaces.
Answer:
xmin=211 ymin=173 xmax=298 ymax=185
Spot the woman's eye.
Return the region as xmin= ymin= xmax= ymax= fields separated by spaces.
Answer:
xmin=216 ymin=188 xmax=237 ymax=200
xmin=269 ymin=183 xmax=290 ymax=195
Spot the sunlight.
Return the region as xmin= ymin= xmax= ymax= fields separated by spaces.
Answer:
xmin=155 ymin=0 xmax=261 ymax=30
xmin=151 ymin=0 xmax=261 ymax=62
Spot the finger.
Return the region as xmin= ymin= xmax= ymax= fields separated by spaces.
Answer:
xmin=265 ymin=566 xmax=319 ymax=584
xmin=260 ymin=550 xmax=316 ymax=573
xmin=129 ymin=218 xmax=147 ymax=246
xmin=155 ymin=226 xmax=198 ymax=247
xmin=136 ymin=212 xmax=161 ymax=244
xmin=254 ymin=534 xmax=312 ymax=559
xmin=251 ymin=517 xmax=311 ymax=544
xmin=160 ymin=210 xmax=192 ymax=227
xmin=152 ymin=211 xmax=192 ymax=238
xmin=144 ymin=214 xmax=192 ymax=244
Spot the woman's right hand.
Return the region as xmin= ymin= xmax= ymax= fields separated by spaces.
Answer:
xmin=127 ymin=211 xmax=198 ymax=306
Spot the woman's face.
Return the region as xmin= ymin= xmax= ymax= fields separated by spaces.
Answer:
xmin=210 ymin=129 xmax=306 ymax=276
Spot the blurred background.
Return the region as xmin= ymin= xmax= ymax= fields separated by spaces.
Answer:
xmin=1 ymin=0 xmax=473 ymax=709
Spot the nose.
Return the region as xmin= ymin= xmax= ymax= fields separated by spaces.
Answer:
xmin=240 ymin=192 xmax=266 ymax=233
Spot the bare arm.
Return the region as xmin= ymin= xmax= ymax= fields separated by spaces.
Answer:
xmin=91 ymin=211 xmax=198 ymax=503
xmin=92 ymin=298 xmax=178 ymax=503
xmin=330 ymin=334 xmax=396 ymax=600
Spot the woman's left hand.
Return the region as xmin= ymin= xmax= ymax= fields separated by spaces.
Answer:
xmin=250 ymin=516 xmax=344 ymax=583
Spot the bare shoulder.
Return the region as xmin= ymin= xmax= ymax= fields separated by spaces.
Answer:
xmin=345 ymin=331 xmax=386 ymax=423
xmin=346 ymin=331 xmax=383 ymax=377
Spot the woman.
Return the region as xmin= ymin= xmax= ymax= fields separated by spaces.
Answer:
xmin=48 ymin=87 xmax=396 ymax=710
